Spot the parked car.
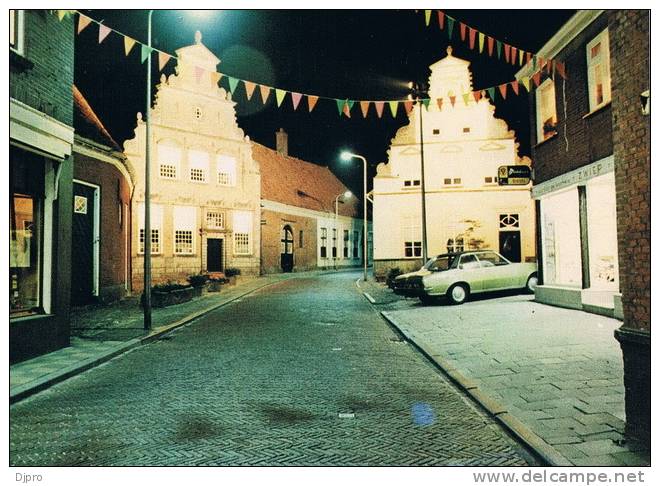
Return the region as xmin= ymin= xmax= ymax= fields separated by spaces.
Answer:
xmin=393 ymin=250 xmax=537 ymax=305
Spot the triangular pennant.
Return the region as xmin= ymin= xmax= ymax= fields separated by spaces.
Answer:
xmin=141 ymin=44 xmax=151 ymax=64
xmin=498 ymin=83 xmax=508 ymax=100
xmin=510 ymin=80 xmax=519 ymax=95
xmin=307 ymin=95 xmax=319 ymax=112
xmin=404 ymin=100 xmax=414 ymax=114
xmin=77 ymin=15 xmax=92 ymax=34
xmin=532 ymin=71 xmax=542 ymax=87
xmin=487 ymin=87 xmax=496 ymax=100
xmin=520 ymin=76 xmax=531 ymax=92
xmin=460 ymin=22 xmax=467 ymax=41
xmin=228 ymin=76 xmax=239 ymax=94
xmin=336 ymin=99 xmax=346 ymax=116
xmin=98 ymin=24 xmax=112 ymax=44
xmin=511 ymin=47 xmax=517 ymax=65
xmin=260 ymin=85 xmax=271 ymax=104
xmin=546 ymin=59 xmax=554 ymax=74
xmin=487 ymin=36 xmax=494 ymax=56
xmin=473 ymin=90 xmax=482 ymax=103
xmin=343 ymin=102 xmax=351 ymax=118
xmin=244 ymin=81 xmax=256 ymax=100
xmin=124 ymin=36 xmax=136 ymax=56
xmin=469 ymin=28 xmax=477 ymax=50
xmin=57 ymin=10 xmax=67 ymax=21
xmin=518 ymin=49 xmax=525 ymax=66
xmin=504 ymin=43 xmax=510 ymax=63
xmin=210 ymin=72 xmax=222 ymax=86
xmin=388 ymin=100 xmax=399 ymax=117
xmin=526 ymin=52 xmax=533 ymax=65
xmin=291 ymin=92 xmax=303 ymax=110
xmin=436 ymin=98 xmax=443 ymax=110
xmin=462 ymin=93 xmax=470 ymax=106
xmin=422 ymin=98 xmax=430 ymax=110
xmin=437 ymin=11 xmax=445 ymax=30
xmin=275 ymin=89 xmax=287 ymax=107
xmin=360 ymin=101 xmax=370 ymax=118
xmin=496 ymin=40 xmax=502 ymax=59
xmin=424 ymin=10 xmax=431 ymax=26
xmin=556 ymin=61 xmax=567 ymax=80
xmin=374 ymin=101 xmax=385 ymax=118
xmin=158 ymin=51 xmax=171 ymax=71
xmin=449 ymin=95 xmax=456 ymax=107
xmin=446 ymin=17 xmax=455 ymax=39
xmin=478 ymin=32 xmax=485 ymax=53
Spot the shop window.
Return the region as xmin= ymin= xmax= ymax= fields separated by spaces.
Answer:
xmin=10 ymin=10 xmax=24 ymax=56
xmin=137 ymin=203 xmax=162 ymax=254
xmin=586 ymin=173 xmax=619 ymax=289
xmin=343 ymin=230 xmax=349 ymax=258
xmin=541 ymin=189 xmax=582 ymax=286
xmin=320 ymin=227 xmax=327 ymax=258
xmin=217 ymin=155 xmax=237 ymax=186
xmin=587 ymin=29 xmax=611 ymax=111
xmin=188 ymin=150 xmax=209 ymax=183
xmin=10 ymin=194 xmax=41 ymax=316
xmin=158 ymin=143 xmax=181 ymax=179
xmin=536 ymin=79 xmax=557 ymax=142
xmin=233 ymin=211 xmax=252 ymax=255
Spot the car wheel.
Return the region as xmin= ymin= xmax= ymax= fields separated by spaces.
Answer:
xmin=447 ymin=283 xmax=469 ymax=305
xmin=419 ymin=294 xmax=438 ymax=305
xmin=525 ymin=273 xmax=538 ymax=293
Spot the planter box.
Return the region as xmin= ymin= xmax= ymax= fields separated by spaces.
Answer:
xmin=208 ymin=281 xmax=223 ymax=292
xmin=149 ymin=286 xmax=196 ymax=308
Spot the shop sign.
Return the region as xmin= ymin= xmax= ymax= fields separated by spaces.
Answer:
xmin=498 ymin=165 xmax=532 ymax=185
xmin=532 ymin=156 xmax=614 ymax=198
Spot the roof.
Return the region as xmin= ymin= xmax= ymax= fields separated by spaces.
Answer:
xmin=73 ymin=85 xmax=121 ymax=151
xmin=252 ymin=142 xmax=359 ymax=218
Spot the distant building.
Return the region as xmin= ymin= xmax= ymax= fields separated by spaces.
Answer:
xmin=373 ymin=47 xmax=535 ymax=280
xmin=254 ymin=130 xmax=370 ymax=274
xmin=124 ymin=32 xmax=261 ymax=289
xmin=517 ymin=10 xmax=650 ymax=445
xmin=72 ymin=85 xmax=135 ymax=305
xmin=10 ymin=10 xmax=75 ymax=363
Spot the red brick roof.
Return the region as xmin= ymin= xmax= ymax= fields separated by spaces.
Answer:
xmin=73 ymin=84 xmax=121 ymax=151
xmin=253 ymin=142 xmax=359 ymax=218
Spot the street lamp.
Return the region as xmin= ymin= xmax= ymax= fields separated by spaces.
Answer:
xmin=334 ymin=190 xmax=352 ymax=269
xmin=340 ymin=151 xmax=368 ymax=282
xmin=408 ymin=81 xmax=429 ymax=263
xmin=143 ymin=9 xmax=154 ymax=330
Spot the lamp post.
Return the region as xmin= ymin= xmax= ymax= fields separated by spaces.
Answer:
xmin=340 ymin=151 xmax=368 ymax=282
xmin=143 ymin=9 xmax=154 ymax=330
xmin=409 ymin=81 xmax=429 ymax=263
xmin=334 ymin=190 xmax=352 ymax=270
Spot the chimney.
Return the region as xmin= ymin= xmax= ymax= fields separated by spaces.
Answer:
xmin=276 ymin=128 xmax=288 ymax=156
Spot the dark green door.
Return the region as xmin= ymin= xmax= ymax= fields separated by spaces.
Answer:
xmin=71 ymin=183 xmax=96 ymax=305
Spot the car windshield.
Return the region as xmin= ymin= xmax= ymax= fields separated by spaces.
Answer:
xmin=424 ymin=255 xmax=458 ymax=272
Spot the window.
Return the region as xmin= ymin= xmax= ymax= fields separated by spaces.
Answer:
xmin=217 ymin=155 xmax=237 ymax=186
xmin=444 ymin=178 xmax=462 ymax=186
xmin=137 ymin=203 xmax=163 ymax=254
xmin=432 ymin=129 xmax=440 ymax=135
xmin=484 ymin=176 xmax=498 ymax=184
xmin=499 ymin=213 xmax=520 ymax=229
xmin=320 ymin=227 xmax=328 ymax=258
xmin=587 ymin=29 xmax=611 ymax=110
xmin=458 ymin=254 xmax=480 ymax=270
xmin=10 ymin=193 xmax=41 ymax=316
xmin=453 ymin=178 xmax=462 ymax=185
xmin=188 ymin=150 xmax=209 ymax=183
xmin=299 ymin=230 xmax=304 ymax=248
xmin=158 ymin=144 xmax=181 ymax=179
xmin=10 ymin=10 xmax=24 ymax=56
xmin=446 ymin=236 xmax=464 ymax=253
xmin=402 ymin=215 xmax=421 ymax=258
xmin=403 ymin=179 xmax=421 ymax=188
xmin=477 ymin=251 xmax=510 ymax=267
xmin=404 ymin=241 xmax=422 ymax=258
xmin=536 ymin=79 xmax=557 ymax=142
xmin=173 ymin=206 xmax=196 ymax=255
xmin=206 ymin=210 xmax=224 ymax=229
xmin=463 ymin=127 xmax=471 ymax=133
xmin=233 ymin=211 xmax=252 ymax=255
xmin=343 ymin=230 xmax=349 ymax=258
xmin=332 ymin=228 xmax=337 ymax=258
xmin=353 ymin=231 xmax=359 ymax=258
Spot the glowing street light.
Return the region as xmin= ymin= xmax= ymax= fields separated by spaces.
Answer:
xmin=340 ymin=151 xmax=368 ymax=281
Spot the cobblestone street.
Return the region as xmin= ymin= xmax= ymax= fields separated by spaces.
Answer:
xmin=10 ymin=272 xmax=534 ymax=466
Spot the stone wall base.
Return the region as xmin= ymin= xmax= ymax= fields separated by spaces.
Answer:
xmin=373 ymin=259 xmax=424 ymax=281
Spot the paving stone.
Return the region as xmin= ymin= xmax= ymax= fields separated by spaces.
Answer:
xmin=575 ymin=439 xmax=627 ymax=456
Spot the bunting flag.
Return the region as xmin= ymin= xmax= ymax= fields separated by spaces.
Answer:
xmin=487 ymin=36 xmax=494 ymax=56
xmin=555 ymin=61 xmax=567 ymax=79
xmin=275 ymin=89 xmax=286 ymax=107
xmin=77 ymin=14 xmax=92 ymax=34
xmin=498 ymin=83 xmax=508 ymax=99
xmin=425 ymin=10 xmax=431 ymax=26
xmin=421 ymin=98 xmax=430 ymax=110
xmin=469 ymin=28 xmax=477 ymax=50
xmin=473 ymin=90 xmax=482 ymax=103
xmin=57 ymin=10 xmax=68 ymax=21
xmin=446 ymin=17 xmax=455 ymax=39
xmin=244 ymin=80 xmax=256 ymax=100
xmin=436 ymin=98 xmax=443 ymax=110
xmin=342 ymin=100 xmax=352 ymax=118
xmin=140 ymin=44 xmax=151 ymax=64
xmin=511 ymin=47 xmax=517 ymax=65
xmin=460 ymin=22 xmax=467 ymax=41
xmin=462 ymin=93 xmax=470 ymax=106
xmin=260 ymin=85 xmax=271 ymax=104
xmin=496 ymin=40 xmax=502 ymax=59
xmin=449 ymin=95 xmax=456 ymax=107
xmin=291 ymin=92 xmax=303 ymax=110
xmin=487 ymin=86 xmax=496 ymax=100
xmin=437 ymin=11 xmax=445 ymax=30
xmin=158 ymin=51 xmax=171 ymax=71
xmin=510 ymin=80 xmax=519 ymax=95
xmin=336 ymin=99 xmax=345 ymax=116
xmin=404 ymin=100 xmax=414 ymax=115
xmin=307 ymin=95 xmax=319 ymax=112
xmin=98 ymin=24 xmax=112 ymax=44
xmin=374 ymin=101 xmax=385 ymax=118
xmin=520 ymin=76 xmax=531 ymax=92
xmin=526 ymin=52 xmax=533 ymax=65
xmin=478 ymin=32 xmax=485 ymax=53
xmin=532 ymin=71 xmax=542 ymax=87
xmin=228 ymin=76 xmax=239 ymax=94
xmin=504 ymin=43 xmax=510 ymax=63
xmin=388 ymin=100 xmax=398 ymax=117
xmin=518 ymin=49 xmax=525 ymax=66
xmin=123 ymin=36 xmax=136 ymax=56
xmin=360 ymin=101 xmax=370 ymax=118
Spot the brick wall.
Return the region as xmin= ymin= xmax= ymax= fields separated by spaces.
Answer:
xmin=530 ymin=14 xmax=613 ymax=184
xmin=10 ymin=10 xmax=74 ymax=126
xmin=610 ymin=11 xmax=650 ymax=332
xmin=260 ymin=209 xmax=318 ymax=274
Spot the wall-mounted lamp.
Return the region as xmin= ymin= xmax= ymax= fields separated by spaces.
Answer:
xmin=640 ymin=90 xmax=650 ymax=116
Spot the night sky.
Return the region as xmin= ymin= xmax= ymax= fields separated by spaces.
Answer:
xmin=75 ymin=9 xmax=575 ymax=197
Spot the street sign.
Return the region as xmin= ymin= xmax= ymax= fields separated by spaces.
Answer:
xmin=498 ymin=165 xmax=532 ymax=185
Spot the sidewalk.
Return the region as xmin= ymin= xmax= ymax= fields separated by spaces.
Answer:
xmin=10 ymin=273 xmax=300 ymax=404
xmin=358 ymin=279 xmax=650 ymax=467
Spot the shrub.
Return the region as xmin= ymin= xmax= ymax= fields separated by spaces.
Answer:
xmin=152 ymin=282 xmax=191 ymax=293
xmin=224 ymin=267 xmax=241 ymax=277
xmin=187 ymin=274 xmax=209 ymax=287
xmin=386 ymin=268 xmax=403 ymax=289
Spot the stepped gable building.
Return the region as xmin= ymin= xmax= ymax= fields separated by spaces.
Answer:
xmin=372 ymin=46 xmax=535 ymax=279
xmin=72 ymin=85 xmax=135 ymax=305
xmin=517 ymin=10 xmax=650 ymax=444
xmin=124 ymin=31 xmax=261 ymax=289
xmin=254 ymin=130 xmax=370 ymax=273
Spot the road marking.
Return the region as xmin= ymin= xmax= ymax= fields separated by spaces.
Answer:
xmin=363 ymin=292 xmax=376 ymax=304
xmin=332 ymin=347 xmax=342 ymax=351
xmin=338 ymin=412 xmax=355 ymax=419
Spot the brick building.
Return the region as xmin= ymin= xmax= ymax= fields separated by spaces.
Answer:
xmin=254 ymin=131 xmax=369 ymax=274
xmin=10 ymin=10 xmax=75 ymax=363
xmin=124 ymin=32 xmax=261 ymax=289
xmin=72 ymin=85 xmax=135 ymax=305
xmin=517 ymin=10 xmax=650 ymax=443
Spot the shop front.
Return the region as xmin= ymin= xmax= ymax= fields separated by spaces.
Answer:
xmin=533 ymin=156 xmax=622 ymax=318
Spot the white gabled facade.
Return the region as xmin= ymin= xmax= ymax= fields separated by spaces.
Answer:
xmin=373 ymin=47 xmax=536 ymax=279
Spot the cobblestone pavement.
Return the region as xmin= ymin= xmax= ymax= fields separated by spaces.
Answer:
xmin=360 ymin=279 xmax=650 ymax=467
xmin=10 ymin=272 xmax=534 ymax=466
